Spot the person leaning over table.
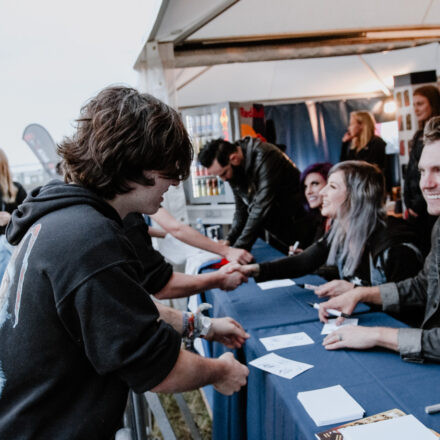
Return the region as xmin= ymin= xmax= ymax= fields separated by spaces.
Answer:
xmin=318 ymin=116 xmax=440 ymax=363
xmin=239 ymin=161 xmax=423 ymax=297
xmin=198 ymin=137 xmax=311 ymax=253
xmin=0 ymin=86 xmax=249 ymax=439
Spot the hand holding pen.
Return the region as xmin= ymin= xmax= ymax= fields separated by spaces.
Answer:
xmin=288 ymin=241 xmax=300 ymax=256
xmin=314 ymin=291 xmax=361 ymax=324
xmin=307 ymin=302 xmax=351 ymax=319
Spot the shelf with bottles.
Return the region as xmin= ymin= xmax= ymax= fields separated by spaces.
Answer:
xmin=191 ymin=175 xmax=226 ymax=198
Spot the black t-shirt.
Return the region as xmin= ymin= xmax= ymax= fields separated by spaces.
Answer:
xmin=122 ymin=213 xmax=173 ymax=294
xmin=0 ymin=181 xmax=181 ymax=439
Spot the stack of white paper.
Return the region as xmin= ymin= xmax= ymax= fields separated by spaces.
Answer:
xmin=339 ymin=414 xmax=437 ymax=440
xmin=297 ymin=385 xmax=364 ymax=426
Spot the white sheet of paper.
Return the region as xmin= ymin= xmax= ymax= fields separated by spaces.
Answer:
xmin=260 ymin=332 xmax=314 ymax=351
xmin=257 ymin=279 xmax=295 ymax=290
xmin=321 ymin=318 xmax=359 ymax=335
xmin=297 ymin=384 xmax=364 ymax=426
xmin=249 ymin=352 xmax=313 ymax=379
xmin=340 ymin=414 xmax=437 ymax=440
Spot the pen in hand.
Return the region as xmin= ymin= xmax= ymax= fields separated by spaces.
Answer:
xmin=288 ymin=241 xmax=300 ymax=256
xmin=307 ymin=302 xmax=351 ymax=319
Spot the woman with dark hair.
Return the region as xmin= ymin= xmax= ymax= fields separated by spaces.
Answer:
xmin=288 ymin=162 xmax=333 ymax=255
xmin=404 ymin=85 xmax=440 ymax=256
xmin=340 ymin=111 xmax=387 ymax=173
xmin=301 ymin=162 xmax=333 ymax=237
xmin=0 ymin=148 xmax=26 ymax=277
xmin=240 ymin=161 xmax=422 ymax=293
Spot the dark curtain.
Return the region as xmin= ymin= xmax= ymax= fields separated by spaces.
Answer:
xmin=264 ymin=103 xmax=316 ymax=170
xmin=265 ymin=96 xmax=388 ymax=172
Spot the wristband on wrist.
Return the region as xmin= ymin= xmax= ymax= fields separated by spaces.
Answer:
xmin=182 ymin=303 xmax=213 ymax=342
xmin=182 ymin=311 xmax=194 ymax=338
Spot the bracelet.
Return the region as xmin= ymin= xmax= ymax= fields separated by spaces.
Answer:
xmin=182 ymin=312 xmax=193 ymax=338
xmin=182 ymin=304 xmax=213 ymax=341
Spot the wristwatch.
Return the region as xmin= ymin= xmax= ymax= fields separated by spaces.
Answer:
xmin=194 ymin=314 xmax=212 ymax=338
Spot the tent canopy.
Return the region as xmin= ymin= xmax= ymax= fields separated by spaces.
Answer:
xmin=135 ymin=0 xmax=440 ymax=107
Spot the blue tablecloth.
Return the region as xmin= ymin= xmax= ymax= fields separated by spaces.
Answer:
xmin=198 ymin=239 xmax=440 ymax=439
xmin=245 ymin=313 xmax=440 ymax=439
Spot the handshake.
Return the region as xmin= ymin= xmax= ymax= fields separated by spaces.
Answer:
xmin=216 ymin=262 xmax=261 ymax=291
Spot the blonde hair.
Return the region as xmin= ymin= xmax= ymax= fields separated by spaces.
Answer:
xmin=0 ymin=149 xmax=17 ymax=203
xmin=350 ymin=111 xmax=376 ymax=153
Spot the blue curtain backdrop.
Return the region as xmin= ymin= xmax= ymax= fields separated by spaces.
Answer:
xmin=265 ymin=97 xmax=385 ymax=172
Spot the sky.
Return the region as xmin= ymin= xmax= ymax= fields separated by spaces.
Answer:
xmin=0 ymin=0 xmax=160 ymax=171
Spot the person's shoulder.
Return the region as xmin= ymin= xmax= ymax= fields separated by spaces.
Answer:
xmin=371 ymin=135 xmax=386 ymax=148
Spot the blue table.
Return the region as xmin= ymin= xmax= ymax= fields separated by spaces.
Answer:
xmin=199 ymin=239 xmax=440 ymax=439
xmin=246 ymin=314 xmax=440 ymax=439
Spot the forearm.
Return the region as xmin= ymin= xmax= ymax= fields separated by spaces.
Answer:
xmin=171 ymin=222 xmax=227 ymax=255
xmin=375 ymin=327 xmax=399 ymax=351
xmin=151 ymin=349 xmax=226 ymax=393
xmin=155 ymin=272 xmax=222 ymax=300
xmin=355 ymin=285 xmax=383 ymax=305
xmin=257 ymin=241 xmax=327 ymax=282
xmin=148 ymin=227 xmax=167 ymax=238
xmin=233 ymin=216 xmax=262 ymax=250
xmin=154 ymin=301 xmax=183 ymax=333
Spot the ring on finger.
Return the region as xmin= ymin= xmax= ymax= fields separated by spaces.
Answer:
xmin=337 ymin=334 xmax=343 ymax=342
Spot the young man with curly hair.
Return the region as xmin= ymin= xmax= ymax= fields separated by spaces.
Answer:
xmin=0 ymin=86 xmax=248 ymax=439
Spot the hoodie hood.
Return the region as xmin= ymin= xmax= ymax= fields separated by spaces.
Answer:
xmin=7 ymin=180 xmax=121 ymax=245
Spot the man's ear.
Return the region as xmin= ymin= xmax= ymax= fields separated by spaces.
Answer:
xmin=229 ymin=151 xmax=241 ymax=166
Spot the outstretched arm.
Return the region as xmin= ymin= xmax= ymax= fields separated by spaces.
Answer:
xmin=151 ymin=349 xmax=249 ymax=395
xmin=154 ymin=264 xmax=248 ymax=300
xmin=151 ymin=207 xmax=253 ymax=264
xmin=154 ymin=301 xmax=249 ymax=349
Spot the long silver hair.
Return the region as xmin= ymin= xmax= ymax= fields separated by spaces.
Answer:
xmin=326 ymin=160 xmax=386 ymax=276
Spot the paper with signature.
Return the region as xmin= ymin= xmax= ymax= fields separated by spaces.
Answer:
xmin=249 ymin=352 xmax=313 ymax=379
xmin=257 ymin=279 xmax=295 ymax=290
xmin=260 ymin=332 xmax=314 ymax=351
xmin=321 ymin=318 xmax=359 ymax=335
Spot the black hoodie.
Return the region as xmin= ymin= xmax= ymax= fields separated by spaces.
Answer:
xmin=0 ymin=180 xmax=181 ymax=439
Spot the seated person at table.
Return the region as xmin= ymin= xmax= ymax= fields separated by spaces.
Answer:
xmin=289 ymin=161 xmax=333 ymax=255
xmin=198 ymin=137 xmax=311 ymax=253
xmin=240 ymin=161 xmax=423 ymax=291
xmin=123 ymin=212 xmax=248 ymax=299
xmin=150 ymin=206 xmax=253 ymax=264
xmin=318 ymin=116 xmax=440 ymax=363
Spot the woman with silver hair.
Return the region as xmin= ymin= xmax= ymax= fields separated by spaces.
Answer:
xmin=240 ymin=161 xmax=422 ymax=293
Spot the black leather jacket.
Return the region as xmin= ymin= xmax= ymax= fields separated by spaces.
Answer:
xmin=227 ymin=137 xmax=307 ymax=250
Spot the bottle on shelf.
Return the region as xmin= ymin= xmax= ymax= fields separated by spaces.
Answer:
xmin=200 ymin=178 xmax=207 ymax=197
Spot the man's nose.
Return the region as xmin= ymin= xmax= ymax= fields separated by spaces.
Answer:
xmin=421 ymin=172 xmax=435 ymax=189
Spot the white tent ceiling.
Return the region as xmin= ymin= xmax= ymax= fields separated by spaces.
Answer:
xmin=136 ymin=0 xmax=440 ymax=107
